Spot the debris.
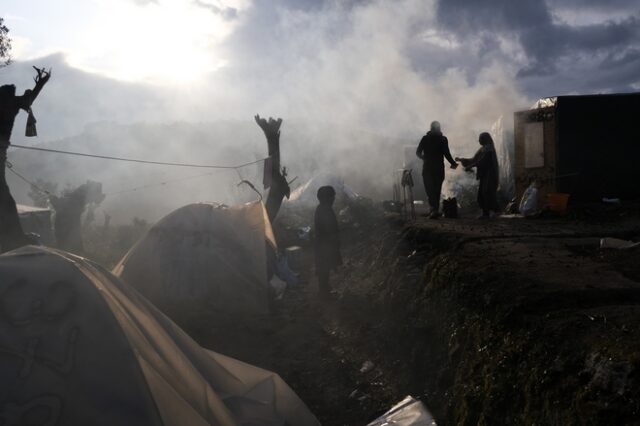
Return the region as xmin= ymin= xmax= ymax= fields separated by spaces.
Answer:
xmin=599 ymin=238 xmax=640 ymax=250
xmin=584 ymin=353 xmax=633 ymax=396
xmin=270 ymin=276 xmax=288 ymax=300
xmin=442 ymin=197 xmax=458 ymax=218
xmin=519 ymin=182 xmax=538 ymax=217
xmin=546 ymin=193 xmax=570 ymax=214
xmin=276 ymin=254 xmax=299 ymax=286
xmin=297 ymin=226 xmax=312 ymax=241
xmin=360 ymin=360 xmax=375 ymax=374
xmin=285 ymin=246 xmax=304 ymax=271
xmin=602 ymin=198 xmax=621 ymax=204
xmin=339 ymin=206 xmax=355 ymax=224
xmin=367 ymin=395 xmax=437 ymax=426
xmin=383 ymin=200 xmax=403 ymax=213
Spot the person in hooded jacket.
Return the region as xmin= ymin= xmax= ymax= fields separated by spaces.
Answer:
xmin=457 ymin=132 xmax=500 ymax=218
xmin=314 ymin=185 xmax=342 ymax=299
xmin=416 ymin=121 xmax=458 ymax=218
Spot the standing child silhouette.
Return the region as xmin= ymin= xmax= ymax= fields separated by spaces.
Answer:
xmin=314 ymin=186 xmax=342 ymax=299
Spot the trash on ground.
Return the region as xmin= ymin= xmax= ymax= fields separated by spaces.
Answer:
xmin=600 ymin=238 xmax=640 ymax=250
xmin=276 ymin=254 xmax=299 ymax=286
xmin=297 ymin=226 xmax=312 ymax=241
xmin=383 ymin=200 xmax=403 ymax=213
xmin=442 ymin=197 xmax=458 ymax=218
xmin=519 ymin=182 xmax=539 ymax=217
xmin=270 ymin=275 xmax=288 ymax=300
xmin=360 ymin=360 xmax=375 ymax=373
xmin=602 ymin=198 xmax=621 ymax=204
xmin=367 ymin=395 xmax=437 ymax=426
xmin=285 ymin=245 xmax=304 ymax=271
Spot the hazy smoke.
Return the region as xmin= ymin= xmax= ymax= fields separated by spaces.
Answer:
xmin=2 ymin=0 xmax=528 ymax=223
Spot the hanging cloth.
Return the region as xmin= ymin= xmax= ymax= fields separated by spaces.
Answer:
xmin=25 ymin=107 xmax=37 ymax=137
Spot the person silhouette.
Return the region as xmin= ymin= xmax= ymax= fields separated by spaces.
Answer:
xmin=314 ymin=185 xmax=342 ymax=299
xmin=416 ymin=121 xmax=458 ymax=218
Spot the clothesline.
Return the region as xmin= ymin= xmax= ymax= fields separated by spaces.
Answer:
xmin=10 ymin=144 xmax=268 ymax=170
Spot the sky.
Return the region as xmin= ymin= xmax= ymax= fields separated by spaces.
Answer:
xmin=4 ymin=0 xmax=638 ymax=93
xmin=1 ymin=0 xmax=639 ymax=219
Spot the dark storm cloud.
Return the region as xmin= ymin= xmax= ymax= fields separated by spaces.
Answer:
xmin=435 ymin=0 xmax=640 ymax=94
xmin=549 ymin=0 xmax=640 ymax=11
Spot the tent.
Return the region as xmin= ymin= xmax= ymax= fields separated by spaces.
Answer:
xmin=17 ymin=203 xmax=55 ymax=245
xmin=0 ymin=245 xmax=318 ymax=426
xmin=287 ymin=173 xmax=359 ymax=207
xmin=113 ymin=202 xmax=276 ymax=313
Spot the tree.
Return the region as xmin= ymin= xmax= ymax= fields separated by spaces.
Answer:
xmin=28 ymin=179 xmax=58 ymax=208
xmin=49 ymin=180 xmax=105 ymax=253
xmin=0 ymin=17 xmax=11 ymax=67
xmin=255 ymin=114 xmax=290 ymax=222
xmin=0 ymin=66 xmax=52 ymax=252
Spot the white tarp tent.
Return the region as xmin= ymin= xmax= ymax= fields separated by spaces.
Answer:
xmin=490 ymin=116 xmax=515 ymax=200
xmin=0 ymin=246 xmax=318 ymax=426
xmin=113 ymin=202 xmax=276 ymax=313
xmin=367 ymin=396 xmax=436 ymax=426
xmin=17 ymin=204 xmax=55 ymax=245
xmin=288 ymin=174 xmax=358 ymax=207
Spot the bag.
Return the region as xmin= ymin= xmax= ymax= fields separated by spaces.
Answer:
xmin=519 ymin=183 xmax=538 ymax=216
xmin=25 ymin=108 xmax=37 ymax=137
xmin=442 ymin=197 xmax=458 ymax=218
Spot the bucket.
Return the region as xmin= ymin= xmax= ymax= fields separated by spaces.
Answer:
xmin=547 ymin=193 xmax=570 ymax=214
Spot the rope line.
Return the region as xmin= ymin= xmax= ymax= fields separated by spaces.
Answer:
xmin=105 ymin=170 xmax=220 ymax=196
xmin=7 ymin=161 xmax=263 ymax=199
xmin=10 ymin=144 xmax=268 ymax=170
xmin=6 ymin=161 xmax=52 ymax=196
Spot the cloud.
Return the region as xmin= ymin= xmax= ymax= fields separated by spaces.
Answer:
xmin=434 ymin=0 xmax=640 ymax=94
xmin=193 ymin=0 xmax=238 ymax=20
xmin=5 ymin=0 xmax=639 ymax=221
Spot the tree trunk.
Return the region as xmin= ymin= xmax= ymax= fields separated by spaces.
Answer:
xmin=0 ymin=148 xmax=28 ymax=252
xmin=255 ymin=115 xmax=290 ymax=222
xmin=0 ymin=67 xmax=51 ymax=253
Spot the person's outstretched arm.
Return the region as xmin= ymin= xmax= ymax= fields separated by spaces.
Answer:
xmin=416 ymin=137 xmax=425 ymax=160
xmin=442 ymin=137 xmax=458 ymax=168
xmin=459 ymin=147 xmax=486 ymax=169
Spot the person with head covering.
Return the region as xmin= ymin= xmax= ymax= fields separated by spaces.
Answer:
xmin=457 ymin=132 xmax=500 ymax=218
xmin=314 ymin=185 xmax=342 ymax=299
xmin=416 ymin=121 xmax=458 ymax=218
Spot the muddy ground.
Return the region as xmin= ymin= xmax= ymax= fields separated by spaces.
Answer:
xmin=165 ymin=204 xmax=640 ymax=425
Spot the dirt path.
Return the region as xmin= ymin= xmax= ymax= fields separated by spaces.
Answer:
xmin=168 ymin=210 xmax=640 ymax=425
xmin=165 ymin=250 xmax=399 ymax=425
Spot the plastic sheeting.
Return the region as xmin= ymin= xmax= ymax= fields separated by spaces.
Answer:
xmin=17 ymin=204 xmax=55 ymax=246
xmin=288 ymin=173 xmax=359 ymax=206
xmin=530 ymin=97 xmax=557 ymax=109
xmin=490 ymin=115 xmax=515 ymax=200
xmin=0 ymin=246 xmax=319 ymax=426
xmin=113 ymin=202 xmax=276 ymax=314
xmin=367 ymin=396 xmax=436 ymax=426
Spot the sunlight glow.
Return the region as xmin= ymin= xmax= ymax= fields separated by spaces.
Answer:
xmin=66 ymin=0 xmax=243 ymax=85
